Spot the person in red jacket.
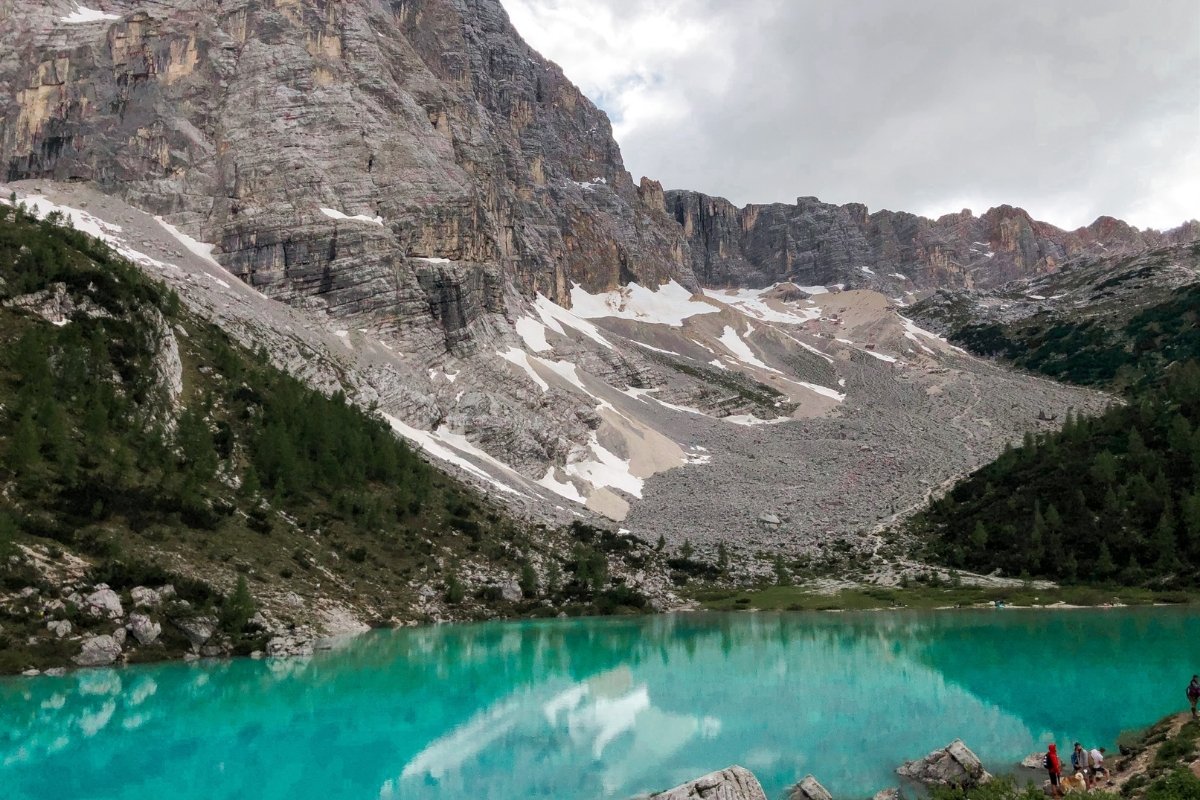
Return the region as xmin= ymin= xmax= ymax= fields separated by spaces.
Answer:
xmin=1045 ymin=743 xmax=1063 ymax=797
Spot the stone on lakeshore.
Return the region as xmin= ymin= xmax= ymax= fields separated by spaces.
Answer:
xmin=789 ymin=775 xmax=833 ymax=800
xmin=873 ymin=789 xmax=901 ymax=800
xmin=74 ymin=635 xmax=122 ymax=667
xmin=112 ymin=627 xmax=127 ymax=646
xmin=127 ymin=613 xmax=162 ymax=645
xmin=47 ymin=619 xmax=72 ymax=638
xmin=898 ymin=739 xmax=991 ymax=788
xmin=500 ymin=580 xmax=523 ymax=603
xmin=131 ymin=586 xmax=162 ymax=607
xmin=1020 ymin=753 xmax=1045 ymax=769
xmin=172 ymin=615 xmax=218 ymax=651
xmin=652 ymin=765 xmax=768 ymax=800
xmin=84 ymin=588 xmax=124 ymax=620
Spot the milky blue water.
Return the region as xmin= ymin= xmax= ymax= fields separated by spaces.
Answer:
xmin=3 ymin=608 xmax=1199 ymax=800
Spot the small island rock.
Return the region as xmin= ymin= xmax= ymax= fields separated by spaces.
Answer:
xmin=898 ymin=739 xmax=991 ymax=788
xmin=652 ymin=765 xmax=768 ymax=800
xmin=789 ymin=775 xmax=833 ymax=800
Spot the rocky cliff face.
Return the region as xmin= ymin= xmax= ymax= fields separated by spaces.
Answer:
xmin=667 ymin=189 xmax=1200 ymax=292
xmin=0 ymin=0 xmax=693 ymax=356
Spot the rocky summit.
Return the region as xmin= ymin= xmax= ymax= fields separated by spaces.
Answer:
xmin=668 ymin=189 xmax=1199 ymax=293
xmin=0 ymin=0 xmax=1194 ymax=578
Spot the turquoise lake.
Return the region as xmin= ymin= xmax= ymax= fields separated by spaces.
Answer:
xmin=3 ymin=608 xmax=1199 ymax=799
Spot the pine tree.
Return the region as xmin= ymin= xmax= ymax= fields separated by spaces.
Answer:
xmin=545 ymin=558 xmax=562 ymax=596
xmin=219 ymin=575 xmax=256 ymax=637
xmin=716 ymin=542 xmax=729 ymax=576
xmin=969 ymin=521 xmax=988 ymax=550
xmin=9 ymin=412 xmax=40 ymax=475
xmin=773 ymin=555 xmax=790 ymax=586
xmin=519 ymin=560 xmax=539 ymax=598
xmin=680 ymin=539 xmax=694 ymax=560
xmin=1094 ymin=542 xmax=1116 ymax=580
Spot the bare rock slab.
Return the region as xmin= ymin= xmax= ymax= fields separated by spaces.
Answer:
xmin=789 ymin=775 xmax=833 ymax=800
xmin=898 ymin=739 xmax=992 ymax=788
xmin=74 ymin=634 xmax=121 ymax=667
xmin=652 ymin=766 xmax=768 ymax=800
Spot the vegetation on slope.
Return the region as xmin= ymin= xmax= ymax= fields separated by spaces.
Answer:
xmin=909 ymin=254 xmax=1200 ymax=587
xmin=0 ymin=201 xmax=652 ymax=671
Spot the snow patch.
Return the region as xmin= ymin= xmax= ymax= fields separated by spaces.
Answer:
xmin=569 ymin=280 xmax=717 ymax=327
xmin=712 ymin=285 xmax=821 ymax=325
xmin=725 ymin=414 xmax=791 ymax=426
xmin=717 ymin=326 xmax=778 ymax=373
xmin=564 ymin=433 xmax=643 ymax=499
xmin=537 ymin=468 xmax=585 ymax=504
xmin=860 ymin=266 xmax=875 ymax=275
xmin=499 ymin=348 xmax=549 ymax=391
xmin=320 ymin=207 xmax=383 ymax=225
xmin=533 ymin=295 xmax=613 ymax=349
xmin=61 ymin=5 xmax=119 ymax=23
xmin=514 ymin=316 xmax=552 ymax=352
xmin=382 ymin=415 xmax=524 ymax=497
xmin=154 ymin=217 xmax=221 ymax=268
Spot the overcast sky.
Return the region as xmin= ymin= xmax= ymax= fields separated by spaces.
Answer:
xmin=503 ymin=0 xmax=1199 ymax=231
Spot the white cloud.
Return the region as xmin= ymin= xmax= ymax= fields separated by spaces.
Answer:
xmin=504 ymin=0 xmax=1200 ymax=231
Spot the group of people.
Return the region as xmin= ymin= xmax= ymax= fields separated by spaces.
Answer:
xmin=1043 ymin=742 xmax=1108 ymax=795
xmin=1042 ymin=675 xmax=1200 ymax=796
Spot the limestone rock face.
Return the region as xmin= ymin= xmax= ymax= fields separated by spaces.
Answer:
xmin=652 ymin=765 xmax=768 ymax=800
xmin=789 ymin=775 xmax=833 ymax=800
xmin=667 ymin=190 xmax=1198 ymax=292
xmin=74 ymin=634 xmax=122 ymax=667
xmin=898 ymin=739 xmax=992 ymax=788
xmin=0 ymin=0 xmax=696 ymax=340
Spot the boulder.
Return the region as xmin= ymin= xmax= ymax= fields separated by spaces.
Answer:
xmin=127 ymin=613 xmax=161 ymax=645
xmin=898 ymin=739 xmax=991 ymax=788
xmin=1020 ymin=753 xmax=1045 ymax=769
xmin=267 ymin=635 xmax=315 ymax=658
xmin=46 ymin=619 xmax=72 ymax=638
xmin=172 ymin=615 xmax=218 ymax=650
xmin=84 ymin=587 xmax=124 ymax=619
xmin=789 ymin=775 xmax=833 ymax=800
xmin=112 ymin=627 xmax=127 ymax=646
xmin=873 ymin=789 xmax=901 ymax=800
xmin=130 ymin=586 xmax=161 ymax=607
xmin=500 ymin=580 xmax=523 ymax=603
xmin=74 ymin=635 xmax=122 ymax=667
xmin=652 ymin=766 xmax=768 ymax=800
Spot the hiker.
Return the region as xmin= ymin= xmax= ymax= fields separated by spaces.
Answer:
xmin=1045 ymin=743 xmax=1063 ymax=797
xmin=1089 ymin=747 xmax=1109 ymax=786
xmin=1188 ymin=675 xmax=1200 ymax=719
xmin=1070 ymin=742 xmax=1090 ymax=780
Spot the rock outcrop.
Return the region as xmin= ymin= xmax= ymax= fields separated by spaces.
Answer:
xmin=74 ymin=634 xmax=122 ymax=667
xmin=788 ymin=774 xmax=834 ymax=800
xmin=897 ymin=739 xmax=992 ymax=788
xmin=652 ymin=766 xmax=768 ymax=800
xmin=667 ymin=189 xmax=1198 ymax=292
xmin=0 ymin=0 xmax=696 ymax=344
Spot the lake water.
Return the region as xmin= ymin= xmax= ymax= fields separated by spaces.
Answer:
xmin=3 ymin=608 xmax=1198 ymax=799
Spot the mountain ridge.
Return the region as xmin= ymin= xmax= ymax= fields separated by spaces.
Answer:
xmin=665 ymin=187 xmax=1200 ymax=293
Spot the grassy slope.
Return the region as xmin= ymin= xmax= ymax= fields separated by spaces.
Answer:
xmin=0 ymin=203 xmax=652 ymax=672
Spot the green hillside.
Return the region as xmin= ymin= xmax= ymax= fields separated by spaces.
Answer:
xmin=909 ymin=255 xmax=1200 ymax=587
xmin=0 ymin=201 xmax=648 ymax=672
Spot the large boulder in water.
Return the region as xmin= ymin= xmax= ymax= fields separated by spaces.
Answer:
xmin=898 ymin=739 xmax=991 ymax=788
xmin=652 ymin=766 xmax=768 ymax=800
xmin=789 ymin=775 xmax=833 ymax=800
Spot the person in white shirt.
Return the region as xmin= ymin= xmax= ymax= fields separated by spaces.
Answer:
xmin=1089 ymin=747 xmax=1108 ymax=786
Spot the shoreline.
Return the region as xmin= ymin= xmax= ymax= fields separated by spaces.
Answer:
xmin=6 ymin=596 xmax=1196 ymax=679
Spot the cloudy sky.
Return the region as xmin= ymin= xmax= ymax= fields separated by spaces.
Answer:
xmin=503 ymin=0 xmax=1199 ymax=230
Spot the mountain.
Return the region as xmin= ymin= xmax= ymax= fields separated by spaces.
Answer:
xmin=0 ymin=199 xmax=683 ymax=673
xmin=667 ymin=189 xmax=1200 ymax=293
xmin=0 ymin=0 xmax=1122 ymax=587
